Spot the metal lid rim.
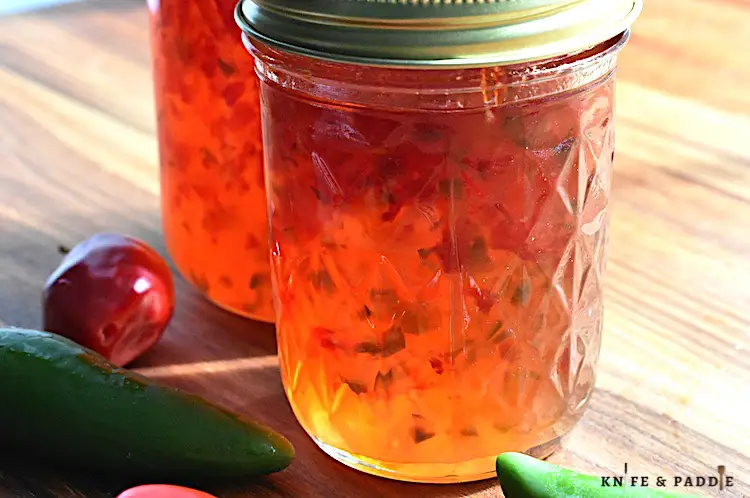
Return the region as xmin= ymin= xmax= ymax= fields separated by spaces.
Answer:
xmin=235 ymin=0 xmax=643 ymax=68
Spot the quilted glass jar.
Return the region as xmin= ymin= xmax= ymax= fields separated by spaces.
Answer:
xmin=239 ymin=0 xmax=641 ymax=483
xmin=148 ymin=0 xmax=274 ymax=322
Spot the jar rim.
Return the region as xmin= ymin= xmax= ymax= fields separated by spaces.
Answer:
xmin=248 ymin=31 xmax=627 ymax=112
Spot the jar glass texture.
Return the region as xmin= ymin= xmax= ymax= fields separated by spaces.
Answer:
xmin=250 ymin=32 xmax=627 ymax=482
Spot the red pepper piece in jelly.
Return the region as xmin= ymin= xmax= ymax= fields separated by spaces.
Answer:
xmin=43 ymin=233 xmax=175 ymax=366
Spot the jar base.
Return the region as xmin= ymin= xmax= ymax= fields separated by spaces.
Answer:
xmin=312 ymin=435 xmax=564 ymax=484
xmin=167 ymin=259 xmax=275 ymax=323
xmin=203 ymin=292 xmax=275 ymax=324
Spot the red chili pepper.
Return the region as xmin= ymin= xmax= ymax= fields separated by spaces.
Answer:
xmin=116 ymin=484 xmax=217 ymax=498
xmin=43 ymin=233 xmax=175 ymax=366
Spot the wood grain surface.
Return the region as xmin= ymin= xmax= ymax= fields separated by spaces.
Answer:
xmin=1 ymin=0 xmax=749 ymax=496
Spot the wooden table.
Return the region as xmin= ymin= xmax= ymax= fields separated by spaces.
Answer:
xmin=1 ymin=0 xmax=749 ymax=496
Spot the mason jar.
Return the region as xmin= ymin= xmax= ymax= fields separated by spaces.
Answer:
xmin=148 ymin=0 xmax=274 ymax=322
xmin=237 ymin=0 xmax=642 ymax=483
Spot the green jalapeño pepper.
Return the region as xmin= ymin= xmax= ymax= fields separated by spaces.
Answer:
xmin=496 ymin=453 xmax=700 ymax=498
xmin=0 ymin=328 xmax=294 ymax=481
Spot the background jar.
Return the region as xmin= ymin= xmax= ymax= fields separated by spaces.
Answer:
xmin=148 ymin=0 xmax=274 ymax=322
xmin=238 ymin=0 xmax=641 ymax=483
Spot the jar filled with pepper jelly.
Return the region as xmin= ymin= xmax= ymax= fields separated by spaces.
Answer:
xmin=237 ymin=0 xmax=641 ymax=483
xmin=148 ymin=0 xmax=274 ymax=321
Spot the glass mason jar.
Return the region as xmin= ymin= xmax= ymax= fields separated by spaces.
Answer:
xmin=147 ymin=0 xmax=274 ymax=322
xmin=238 ymin=0 xmax=641 ymax=483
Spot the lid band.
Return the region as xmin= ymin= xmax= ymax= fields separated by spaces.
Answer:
xmin=236 ymin=0 xmax=642 ymax=67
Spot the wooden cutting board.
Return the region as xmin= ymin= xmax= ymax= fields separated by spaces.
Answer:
xmin=1 ymin=0 xmax=749 ymax=496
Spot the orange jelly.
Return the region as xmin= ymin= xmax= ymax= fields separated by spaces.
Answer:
xmin=250 ymin=36 xmax=625 ymax=482
xmin=148 ymin=0 xmax=273 ymax=321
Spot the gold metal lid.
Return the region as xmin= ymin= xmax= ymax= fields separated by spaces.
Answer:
xmin=235 ymin=0 xmax=642 ymax=68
